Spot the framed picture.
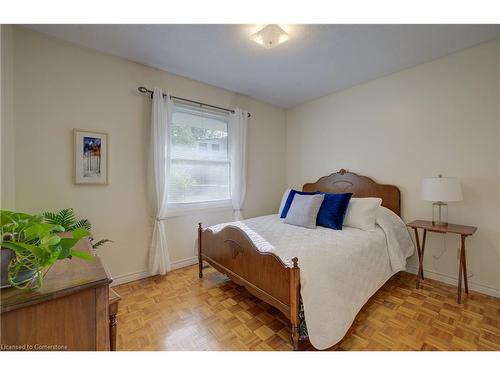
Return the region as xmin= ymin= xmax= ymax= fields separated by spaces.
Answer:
xmin=74 ymin=129 xmax=108 ymax=184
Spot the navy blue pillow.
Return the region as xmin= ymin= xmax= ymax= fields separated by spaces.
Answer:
xmin=280 ymin=189 xmax=316 ymax=218
xmin=316 ymin=192 xmax=353 ymax=230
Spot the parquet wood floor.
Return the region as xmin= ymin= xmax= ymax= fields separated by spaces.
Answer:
xmin=114 ymin=265 xmax=500 ymax=351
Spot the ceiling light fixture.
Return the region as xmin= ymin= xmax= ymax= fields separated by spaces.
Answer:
xmin=250 ymin=24 xmax=289 ymax=49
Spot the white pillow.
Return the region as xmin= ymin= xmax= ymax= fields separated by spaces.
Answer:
xmin=278 ymin=188 xmax=291 ymax=215
xmin=284 ymin=194 xmax=324 ymax=229
xmin=343 ymin=197 xmax=382 ymax=231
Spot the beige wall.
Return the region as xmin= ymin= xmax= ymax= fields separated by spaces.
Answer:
xmin=10 ymin=27 xmax=286 ymax=282
xmin=1 ymin=25 xmax=15 ymax=209
xmin=287 ymin=39 xmax=500 ymax=295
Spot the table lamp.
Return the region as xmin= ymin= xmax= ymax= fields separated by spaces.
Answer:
xmin=421 ymin=174 xmax=463 ymax=226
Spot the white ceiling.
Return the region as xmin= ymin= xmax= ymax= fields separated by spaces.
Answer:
xmin=25 ymin=24 xmax=500 ymax=108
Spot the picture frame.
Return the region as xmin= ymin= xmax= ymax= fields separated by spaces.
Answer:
xmin=74 ymin=129 xmax=109 ymax=185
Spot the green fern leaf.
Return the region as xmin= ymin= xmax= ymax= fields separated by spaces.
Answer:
xmin=56 ymin=208 xmax=76 ymax=229
xmin=69 ymin=219 xmax=92 ymax=231
xmin=91 ymin=239 xmax=112 ymax=249
xmin=42 ymin=212 xmax=58 ymax=225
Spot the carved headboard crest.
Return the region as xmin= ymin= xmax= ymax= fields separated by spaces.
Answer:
xmin=302 ymin=169 xmax=401 ymax=216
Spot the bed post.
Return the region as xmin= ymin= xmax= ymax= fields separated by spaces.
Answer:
xmin=290 ymin=257 xmax=300 ymax=351
xmin=198 ymin=222 xmax=203 ymax=279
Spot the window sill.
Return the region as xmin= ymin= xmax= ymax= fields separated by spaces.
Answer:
xmin=165 ymin=200 xmax=233 ymax=218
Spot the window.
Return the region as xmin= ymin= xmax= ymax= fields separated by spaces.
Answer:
xmin=167 ymin=106 xmax=231 ymax=211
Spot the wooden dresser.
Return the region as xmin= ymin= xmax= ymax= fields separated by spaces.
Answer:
xmin=1 ymin=254 xmax=112 ymax=351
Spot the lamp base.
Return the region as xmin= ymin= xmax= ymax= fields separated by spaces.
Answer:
xmin=431 ymin=220 xmax=448 ymax=227
xmin=432 ymin=201 xmax=448 ymax=227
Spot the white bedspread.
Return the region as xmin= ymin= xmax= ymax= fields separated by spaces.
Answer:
xmin=207 ymin=207 xmax=414 ymax=350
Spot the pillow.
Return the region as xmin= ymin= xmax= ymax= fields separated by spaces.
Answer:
xmin=278 ymin=188 xmax=291 ymax=215
xmin=280 ymin=189 xmax=316 ymax=218
xmin=316 ymin=192 xmax=353 ymax=230
xmin=343 ymin=197 xmax=382 ymax=231
xmin=284 ymin=194 xmax=324 ymax=229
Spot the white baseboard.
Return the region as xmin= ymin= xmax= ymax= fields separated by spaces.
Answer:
xmin=406 ymin=265 xmax=500 ymax=299
xmin=111 ymin=270 xmax=151 ymax=286
xmin=110 ymin=256 xmax=198 ymax=286
xmin=170 ymin=256 xmax=198 ymax=270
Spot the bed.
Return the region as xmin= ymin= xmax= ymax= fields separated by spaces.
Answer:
xmin=197 ymin=169 xmax=414 ymax=350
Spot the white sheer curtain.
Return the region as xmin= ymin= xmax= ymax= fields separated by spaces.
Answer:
xmin=228 ymin=108 xmax=248 ymax=221
xmin=148 ymin=87 xmax=173 ymax=275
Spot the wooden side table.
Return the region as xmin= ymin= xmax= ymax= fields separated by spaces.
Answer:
xmin=407 ymin=220 xmax=477 ymax=304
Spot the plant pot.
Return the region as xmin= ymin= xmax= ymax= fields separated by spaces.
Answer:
xmin=0 ymin=248 xmax=37 ymax=289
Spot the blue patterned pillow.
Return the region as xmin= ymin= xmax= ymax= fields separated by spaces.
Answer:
xmin=280 ymin=189 xmax=316 ymax=218
xmin=316 ymin=192 xmax=353 ymax=230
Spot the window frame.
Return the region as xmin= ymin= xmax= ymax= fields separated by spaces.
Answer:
xmin=165 ymin=104 xmax=232 ymax=217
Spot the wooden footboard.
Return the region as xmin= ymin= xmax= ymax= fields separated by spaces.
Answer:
xmin=197 ymin=223 xmax=301 ymax=350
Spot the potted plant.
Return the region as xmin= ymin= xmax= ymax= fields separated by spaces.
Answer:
xmin=0 ymin=210 xmax=93 ymax=290
xmin=41 ymin=208 xmax=112 ymax=250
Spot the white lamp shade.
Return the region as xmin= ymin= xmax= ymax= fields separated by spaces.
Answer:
xmin=421 ymin=177 xmax=463 ymax=202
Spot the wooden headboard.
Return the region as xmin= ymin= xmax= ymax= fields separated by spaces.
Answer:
xmin=302 ymin=169 xmax=401 ymax=216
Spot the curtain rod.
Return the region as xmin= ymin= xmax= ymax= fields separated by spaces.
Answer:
xmin=137 ymin=86 xmax=251 ymax=118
